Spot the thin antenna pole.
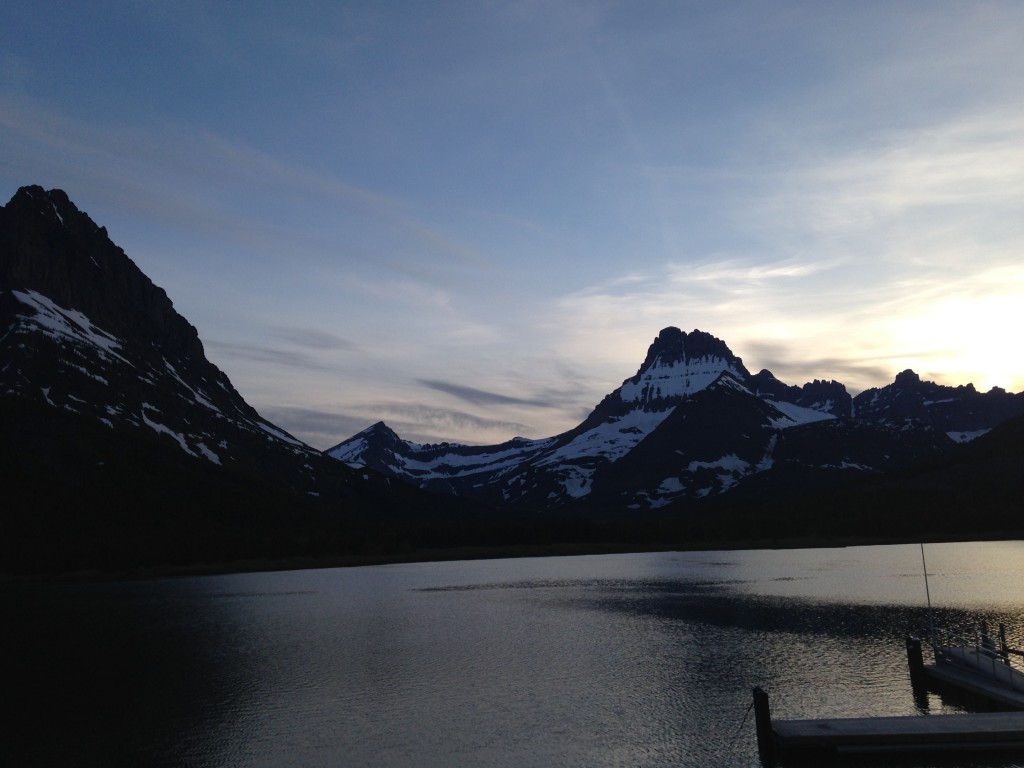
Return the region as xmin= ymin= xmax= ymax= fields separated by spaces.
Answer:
xmin=920 ymin=542 xmax=935 ymax=640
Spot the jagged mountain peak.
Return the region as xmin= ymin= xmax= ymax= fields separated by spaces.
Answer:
xmin=328 ymin=421 xmax=405 ymax=463
xmin=617 ymin=327 xmax=750 ymax=409
xmin=4 ymin=186 xmax=477 ymax=573
xmin=638 ymin=327 xmax=744 ymax=370
xmin=356 ymin=420 xmax=406 ymax=447
xmin=894 ymin=369 xmax=922 ymax=387
xmin=7 ymin=185 xmax=84 ymax=226
xmin=888 ymin=368 xmax=979 ymax=395
xmin=1 ymin=186 xmax=204 ymax=364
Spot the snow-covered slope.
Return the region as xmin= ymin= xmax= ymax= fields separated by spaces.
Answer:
xmin=4 ymin=287 xmax=304 ymax=466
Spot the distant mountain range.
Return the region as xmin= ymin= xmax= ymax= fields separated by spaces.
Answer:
xmin=2 ymin=186 xmax=1022 ymax=572
xmin=328 ymin=327 xmax=1023 ymax=515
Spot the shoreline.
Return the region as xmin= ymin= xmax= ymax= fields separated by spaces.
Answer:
xmin=5 ymin=532 xmax=1021 ymax=584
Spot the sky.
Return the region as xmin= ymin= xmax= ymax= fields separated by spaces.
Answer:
xmin=3 ymin=2 xmax=1023 ymax=449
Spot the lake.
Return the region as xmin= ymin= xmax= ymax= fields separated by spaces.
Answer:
xmin=6 ymin=541 xmax=1024 ymax=767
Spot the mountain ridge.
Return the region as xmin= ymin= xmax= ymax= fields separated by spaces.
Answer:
xmin=328 ymin=327 xmax=1024 ymax=513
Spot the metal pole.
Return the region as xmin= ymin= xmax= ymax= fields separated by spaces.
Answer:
xmin=920 ymin=542 xmax=935 ymax=641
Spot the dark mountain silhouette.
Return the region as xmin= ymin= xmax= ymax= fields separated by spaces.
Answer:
xmin=0 ymin=186 xmax=485 ymax=574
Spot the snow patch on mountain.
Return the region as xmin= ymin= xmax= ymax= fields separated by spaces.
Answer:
xmin=688 ymin=454 xmax=750 ymax=474
xmin=141 ymin=403 xmax=194 ymax=457
xmin=257 ymin=420 xmax=305 ymax=447
xmin=540 ymin=408 xmax=672 ymax=465
xmin=558 ymin=466 xmax=594 ymax=498
xmin=196 ymin=442 xmax=222 ymax=465
xmin=948 ymin=429 xmax=989 ymax=443
xmin=330 ymin=436 xmax=369 ymax=463
xmin=163 ymin=358 xmax=221 ymax=413
xmin=399 ymin=438 xmax=558 ymax=481
xmin=757 ymin=434 xmax=779 ymax=471
xmin=768 ymin=400 xmax=837 ymax=428
xmin=12 ymin=289 xmax=131 ymax=365
xmin=620 ymin=355 xmax=742 ymax=404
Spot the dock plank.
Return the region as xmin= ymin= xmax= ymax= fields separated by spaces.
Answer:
xmin=753 ymin=688 xmax=1024 ymax=761
xmin=773 ymin=711 xmax=1024 ymax=752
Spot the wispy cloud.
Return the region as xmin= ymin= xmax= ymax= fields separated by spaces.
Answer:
xmin=360 ymin=403 xmax=536 ymax=447
xmin=272 ymin=327 xmax=358 ymax=352
xmin=256 ymin=406 xmax=377 ymax=451
xmin=741 ymin=340 xmax=895 ymax=393
xmin=750 ymin=111 xmax=1024 ymax=246
xmin=205 ymin=339 xmax=335 ymax=373
xmin=259 ymin=395 xmax=551 ymax=450
xmin=548 ymin=253 xmax=1024 ymax=397
xmin=544 ymin=97 xmax=1024 ymax=397
xmin=418 ymin=379 xmax=555 ymax=408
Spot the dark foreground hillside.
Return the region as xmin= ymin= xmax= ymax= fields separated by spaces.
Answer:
xmin=0 ymin=397 xmax=509 ymax=576
xmin=649 ymin=414 xmax=1024 ymax=548
xmin=4 ymin=395 xmax=1022 ymax=577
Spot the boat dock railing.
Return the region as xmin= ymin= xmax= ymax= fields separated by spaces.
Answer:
xmin=928 ymin=622 xmax=1012 ymax=657
xmin=923 ymin=622 xmax=1024 ymax=694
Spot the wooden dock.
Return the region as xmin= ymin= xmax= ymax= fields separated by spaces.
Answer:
xmin=753 ymin=687 xmax=1024 ymax=763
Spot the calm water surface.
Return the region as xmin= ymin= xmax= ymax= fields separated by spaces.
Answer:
xmin=6 ymin=541 xmax=1024 ymax=767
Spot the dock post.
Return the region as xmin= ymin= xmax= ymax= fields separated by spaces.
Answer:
xmin=752 ymin=687 xmax=776 ymax=765
xmin=906 ymin=636 xmax=924 ymax=677
xmin=906 ymin=636 xmax=930 ymax=709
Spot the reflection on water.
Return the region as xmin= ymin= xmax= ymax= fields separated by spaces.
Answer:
xmin=4 ymin=541 xmax=1024 ymax=767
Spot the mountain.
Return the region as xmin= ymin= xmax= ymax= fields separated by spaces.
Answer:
xmin=0 ymin=186 xmax=479 ymax=573
xmin=1 ymin=186 xmax=318 ymax=477
xmin=695 ymin=411 xmax=1024 ymax=545
xmin=328 ymin=327 xmax=1024 ymax=516
xmin=750 ymin=369 xmax=852 ymax=417
xmin=853 ymin=369 xmax=1023 ymax=441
